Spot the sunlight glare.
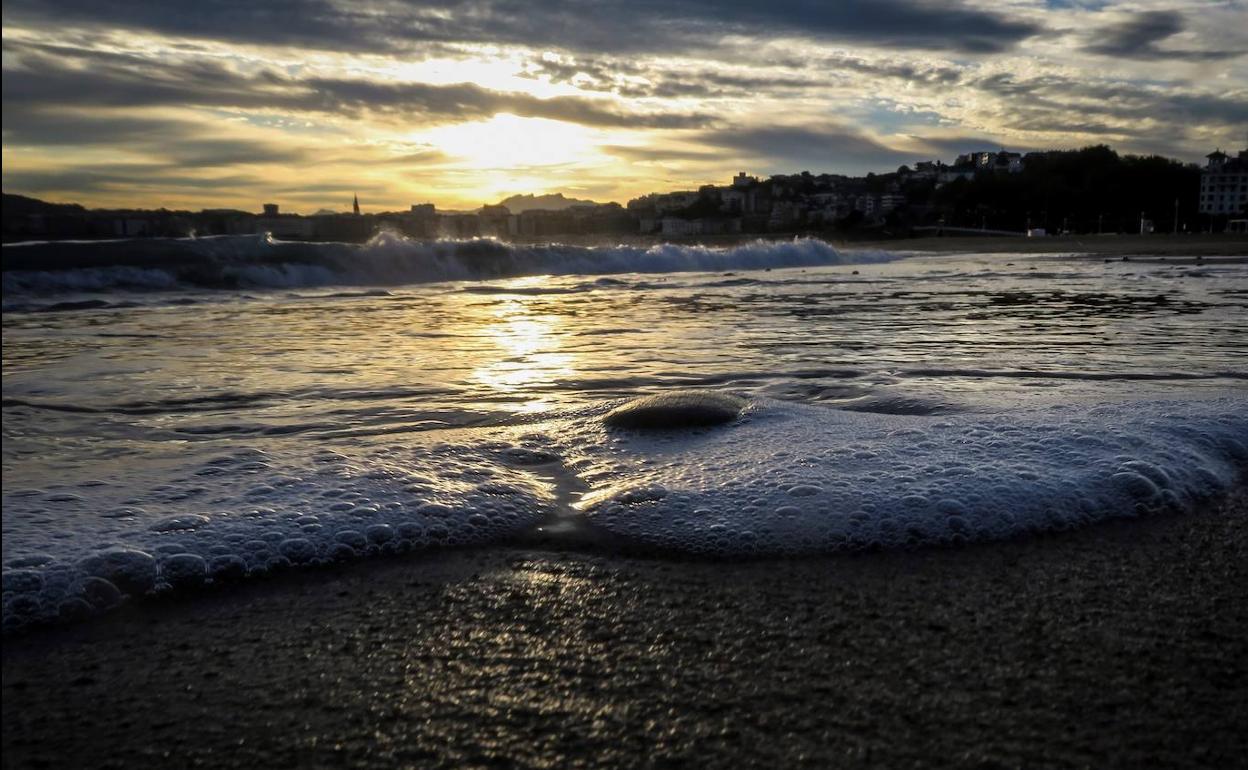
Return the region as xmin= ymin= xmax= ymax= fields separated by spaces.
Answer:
xmin=418 ymin=114 xmax=603 ymax=171
xmin=472 ymin=293 xmax=577 ymax=411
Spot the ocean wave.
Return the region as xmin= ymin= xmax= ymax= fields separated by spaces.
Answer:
xmin=2 ymin=394 xmax=1245 ymax=631
xmin=1 ymin=232 xmax=903 ymax=296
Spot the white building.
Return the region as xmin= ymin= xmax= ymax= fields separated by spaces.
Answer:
xmin=1199 ymin=148 xmax=1248 ymax=216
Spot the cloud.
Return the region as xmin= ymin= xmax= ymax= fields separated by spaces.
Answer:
xmin=4 ymin=0 xmax=1244 ymax=210
xmin=300 ymin=78 xmax=714 ymax=128
xmin=522 ymin=56 xmax=822 ymax=99
xmin=2 ymin=0 xmax=1043 ymax=55
xmin=1 ymin=166 xmax=265 ymax=195
xmin=1084 ymin=10 xmax=1244 ymax=61
xmin=601 ymin=145 xmax=723 ymax=163
xmin=913 ymin=135 xmax=1021 ymax=156
xmin=692 ymin=125 xmax=919 ymax=174
xmin=2 ymin=107 xmax=312 ymax=166
xmin=2 ymin=40 xmax=713 ymax=130
xmin=969 ymin=70 xmax=1248 ymax=129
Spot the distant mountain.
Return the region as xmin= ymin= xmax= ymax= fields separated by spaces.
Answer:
xmin=492 ymin=192 xmax=599 ymax=213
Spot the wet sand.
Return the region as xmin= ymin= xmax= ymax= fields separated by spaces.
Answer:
xmin=3 ymin=487 xmax=1246 ymax=769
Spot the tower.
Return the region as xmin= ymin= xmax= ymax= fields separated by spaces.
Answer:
xmin=353 ymin=193 xmax=360 ymax=216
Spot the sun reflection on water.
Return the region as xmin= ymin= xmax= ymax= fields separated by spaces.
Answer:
xmin=472 ymin=279 xmax=577 ymax=412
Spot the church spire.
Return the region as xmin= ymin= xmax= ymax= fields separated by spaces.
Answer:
xmin=352 ymin=193 xmax=360 ymax=216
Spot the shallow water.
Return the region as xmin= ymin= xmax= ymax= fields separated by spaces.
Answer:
xmin=3 ymin=238 xmax=1246 ymax=628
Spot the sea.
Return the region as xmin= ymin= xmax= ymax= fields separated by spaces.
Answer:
xmin=3 ymin=233 xmax=1246 ymax=630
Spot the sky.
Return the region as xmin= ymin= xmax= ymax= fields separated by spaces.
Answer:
xmin=2 ymin=0 xmax=1246 ymax=212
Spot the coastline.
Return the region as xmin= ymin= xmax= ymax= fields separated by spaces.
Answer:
xmin=496 ymin=232 xmax=1248 ymax=258
xmin=4 ymin=486 xmax=1245 ymax=768
xmin=845 ymin=233 xmax=1248 ymax=258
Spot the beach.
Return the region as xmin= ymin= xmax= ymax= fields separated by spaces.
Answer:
xmin=4 ymin=241 xmax=1246 ymax=768
xmin=4 ymin=485 xmax=1244 ymax=769
xmin=6 ymin=0 xmax=1248 ymax=765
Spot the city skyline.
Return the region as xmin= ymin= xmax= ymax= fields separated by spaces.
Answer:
xmin=3 ymin=1 xmax=1247 ymax=213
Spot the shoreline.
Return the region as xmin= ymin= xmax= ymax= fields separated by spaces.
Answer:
xmin=846 ymin=233 xmax=1248 ymax=258
xmin=497 ymin=232 xmax=1248 ymax=258
xmin=4 ymin=486 xmax=1245 ymax=768
xmin=5 ymin=232 xmax=1247 ymax=258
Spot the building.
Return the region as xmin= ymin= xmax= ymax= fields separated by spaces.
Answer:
xmin=768 ymin=201 xmax=803 ymax=229
xmin=732 ymin=171 xmax=758 ymax=188
xmin=878 ymin=193 xmax=907 ymax=213
xmin=953 ymin=151 xmax=1024 ymax=175
xmin=439 ymin=213 xmax=482 ymax=239
xmin=720 ymin=188 xmax=746 ymax=213
xmin=478 ymin=204 xmax=511 ymax=238
xmin=653 ymin=191 xmax=700 ymax=215
xmin=1199 ymin=148 xmax=1248 ymax=217
xmin=660 ymin=217 xmax=741 ymax=236
xmin=312 ymin=214 xmax=372 ymax=242
xmin=938 ymin=165 xmax=976 ymax=184
xmin=515 ymin=209 xmax=573 ymax=237
xmin=403 ymin=203 xmax=439 ymax=238
xmin=256 ymin=213 xmax=315 ymax=240
xmin=852 ymin=195 xmax=877 ymax=217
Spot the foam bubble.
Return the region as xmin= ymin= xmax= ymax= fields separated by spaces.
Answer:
xmin=1 ymin=436 xmax=559 ymax=629
xmin=79 ymin=549 xmax=158 ymax=595
xmin=2 ymin=394 xmax=1244 ymax=630
xmin=567 ymin=396 xmax=1246 ymax=556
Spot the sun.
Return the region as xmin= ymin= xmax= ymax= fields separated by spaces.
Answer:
xmin=417 ymin=113 xmax=603 ymax=171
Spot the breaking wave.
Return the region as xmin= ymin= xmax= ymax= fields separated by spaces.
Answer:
xmin=2 ymin=233 xmax=902 ymax=295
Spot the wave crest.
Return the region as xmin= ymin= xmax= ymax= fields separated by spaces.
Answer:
xmin=2 ymin=233 xmax=899 ymax=295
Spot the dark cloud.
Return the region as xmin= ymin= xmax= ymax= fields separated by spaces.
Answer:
xmin=1 ymin=167 xmax=264 ymax=195
xmin=1 ymin=40 xmax=713 ymax=130
xmin=2 ymin=0 xmax=1043 ymax=55
xmin=601 ymin=145 xmax=723 ymax=163
xmin=970 ymin=70 xmax=1248 ymax=129
xmin=300 ymin=78 xmax=713 ymax=128
xmin=915 ymin=135 xmax=1021 ymax=157
xmin=2 ymin=108 xmax=312 ymax=167
xmin=693 ymin=125 xmax=919 ymax=173
xmin=1085 ymin=10 xmax=1244 ymax=61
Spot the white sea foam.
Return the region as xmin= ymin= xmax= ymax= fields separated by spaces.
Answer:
xmin=2 ymin=394 xmax=1244 ymax=630
xmin=566 ymin=397 xmax=1246 ymax=555
xmin=1 ymin=437 xmax=561 ymax=630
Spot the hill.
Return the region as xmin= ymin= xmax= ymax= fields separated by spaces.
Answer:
xmin=493 ymin=192 xmax=599 ymax=213
xmin=2 ymin=192 xmax=86 ymax=216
